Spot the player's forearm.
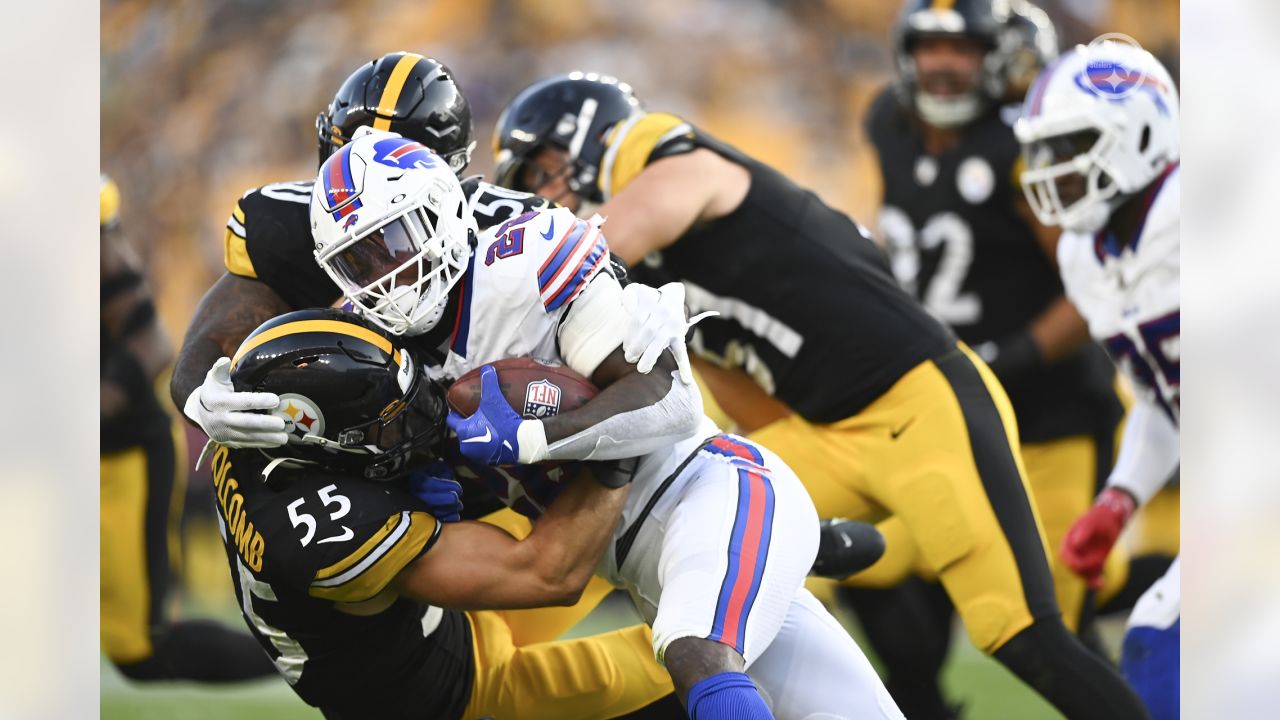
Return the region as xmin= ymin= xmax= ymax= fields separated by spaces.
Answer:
xmin=520 ymin=351 xmax=703 ymax=462
xmin=170 ymin=273 xmax=290 ymax=412
xmin=1029 ymin=295 xmax=1092 ymax=364
xmin=1106 ymin=399 xmax=1180 ymax=506
xmin=520 ymin=471 xmax=630 ymax=604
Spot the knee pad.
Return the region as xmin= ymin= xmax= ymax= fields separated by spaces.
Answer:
xmin=1122 ymin=621 xmax=1180 ymax=720
xmin=510 ymin=638 xmax=624 ymax=705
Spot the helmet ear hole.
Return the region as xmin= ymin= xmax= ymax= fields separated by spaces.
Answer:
xmin=1139 ymin=124 xmax=1151 ymax=153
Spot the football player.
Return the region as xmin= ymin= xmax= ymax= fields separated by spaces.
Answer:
xmin=214 ymin=308 xmax=681 ymax=719
xmin=312 ymin=129 xmax=903 ymax=720
xmin=1016 ymin=40 xmax=1181 ymax=720
xmin=849 ymin=1 xmax=1126 ymax=714
xmin=100 ymin=175 xmax=275 ymax=682
xmin=169 ymin=51 xmax=639 ymax=655
xmin=491 ymin=71 xmax=1148 ymax=719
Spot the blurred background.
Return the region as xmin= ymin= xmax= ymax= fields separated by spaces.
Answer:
xmin=100 ymin=0 xmax=1178 ymax=717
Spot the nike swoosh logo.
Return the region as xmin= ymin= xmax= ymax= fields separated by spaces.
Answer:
xmin=462 ymin=428 xmax=493 ymax=444
xmin=541 ymin=218 xmax=556 ymax=240
xmin=317 ymin=526 xmax=354 ymax=544
xmin=889 ymin=417 xmax=915 ymax=440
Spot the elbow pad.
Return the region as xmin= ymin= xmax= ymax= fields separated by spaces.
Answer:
xmin=1108 ymin=399 xmax=1180 ymax=506
xmin=518 ymin=371 xmax=704 ymax=463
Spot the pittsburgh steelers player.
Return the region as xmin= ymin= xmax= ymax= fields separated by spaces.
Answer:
xmin=844 ymin=1 xmax=1126 ymax=714
xmin=210 ymin=308 xmax=678 ymax=719
xmin=1016 ymin=40 xmax=1182 ymax=720
xmin=168 ymin=51 xmax=635 ymax=652
xmin=491 ymin=66 xmax=1148 ymax=717
xmin=100 ymin=175 xmax=275 ymax=682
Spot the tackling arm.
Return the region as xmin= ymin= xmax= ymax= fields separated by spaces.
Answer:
xmin=169 ymin=273 xmax=291 ymax=413
xmin=392 ymin=472 xmax=629 ymax=609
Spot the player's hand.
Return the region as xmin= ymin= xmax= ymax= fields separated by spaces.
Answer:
xmin=621 ymin=282 xmax=706 ymax=385
xmin=1061 ymin=487 xmax=1137 ymax=589
xmin=446 ymin=365 xmax=525 ymax=465
xmin=183 ymin=357 xmax=288 ymax=448
xmin=407 ymin=460 xmax=464 ymax=523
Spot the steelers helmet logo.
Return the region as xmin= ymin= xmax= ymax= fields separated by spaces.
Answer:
xmin=274 ymin=393 xmax=326 ymax=441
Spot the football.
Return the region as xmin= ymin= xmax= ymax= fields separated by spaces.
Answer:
xmin=446 ymin=357 xmax=598 ymax=420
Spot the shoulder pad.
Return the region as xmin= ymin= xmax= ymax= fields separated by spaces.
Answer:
xmin=291 ymin=479 xmax=440 ymax=603
xmin=600 ymin=112 xmax=694 ymax=199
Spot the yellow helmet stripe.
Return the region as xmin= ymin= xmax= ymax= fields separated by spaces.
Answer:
xmin=231 ymin=319 xmax=400 ymax=368
xmin=373 ymin=53 xmax=425 ymax=131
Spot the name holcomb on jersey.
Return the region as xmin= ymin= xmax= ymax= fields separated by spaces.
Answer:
xmin=605 ymin=111 xmax=955 ymax=423
xmin=1058 ymin=164 xmax=1180 ymax=424
xmin=209 ymin=444 xmax=473 ymax=717
xmin=222 ymin=176 xmax=553 ymax=311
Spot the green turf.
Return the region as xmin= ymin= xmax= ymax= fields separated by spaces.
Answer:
xmin=102 ymin=593 xmax=1084 ymax=719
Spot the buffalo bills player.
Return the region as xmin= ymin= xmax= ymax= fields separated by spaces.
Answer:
xmin=1016 ymin=39 xmax=1181 ymax=719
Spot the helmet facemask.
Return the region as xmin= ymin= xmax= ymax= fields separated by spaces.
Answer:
xmin=318 ymin=196 xmax=471 ymax=333
xmin=314 ymin=156 xmax=474 ymax=337
xmin=1020 ymin=125 xmax=1122 ymax=233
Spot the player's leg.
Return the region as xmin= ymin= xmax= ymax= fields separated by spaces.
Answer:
xmin=101 ymin=422 xmax=274 ymax=682
xmin=746 ymin=587 xmax=903 ymax=719
xmin=911 ymin=345 xmax=1148 ymax=719
xmin=477 ymin=507 xmax=617 ymax=645
xmin=645 ymin=439 xmax=824 ymax=719
xmin=463 ymin=610 xmax=680 ymax=720
xmin=1121 ymin=557 xmax=1181 ymax=720
xmin=836 ymin=577 xmax=958 ymax=719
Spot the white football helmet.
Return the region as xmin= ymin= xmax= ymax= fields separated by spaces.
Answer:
xmin=310 ymin=128 xmax=475 ymax=336
xmin=1014 ymin=39 xmax=1179 ymax=233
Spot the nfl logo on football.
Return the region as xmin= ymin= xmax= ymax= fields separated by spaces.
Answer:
xmin=523 ymin=379 xmax=562 ymax=418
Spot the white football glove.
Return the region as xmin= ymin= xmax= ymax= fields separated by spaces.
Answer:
xmin=183 ymin=357 xmax=289 ymax=448
xmin=621 ymin=282 xmax=715 ymax=385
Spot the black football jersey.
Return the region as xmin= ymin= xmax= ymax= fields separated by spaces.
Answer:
xmin=209 ymin=445 xmax=472 ymax=718
xmin=866 ymin=87 xmax=1120 ymax=441
xmin=607 ymin=113 xmax=954 ymax=423
xmin=222 ymin=176 xmax=553 ymax=311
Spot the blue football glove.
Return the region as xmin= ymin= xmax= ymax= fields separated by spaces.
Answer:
xmin=406 ymin=460 xmax=464 ymax=523
xmin=446 ymin=365 xmax=525 ymax=466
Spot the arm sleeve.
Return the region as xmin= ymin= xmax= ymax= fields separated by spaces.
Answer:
xmin=538 ymin=373 xmax=705 ymax=462
xmin=1106 ymin=398 xmax=1180 ymax=506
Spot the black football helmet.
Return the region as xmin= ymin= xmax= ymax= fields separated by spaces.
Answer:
xmin=893 ymin=0 xmax=1012 ymax=127
xmin=491 ymin=72 xmax=641 ymax=203
xmin=229 ymin=308 xmax=447 ymax=480
xmin=1001 ymin=0 xmax=1058 ymax=101
xmin=316 ymin=52 xmax=474 ymax=174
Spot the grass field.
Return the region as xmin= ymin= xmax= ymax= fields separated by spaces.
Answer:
xmin=102 ymin=587 xmax=1076 ymax=719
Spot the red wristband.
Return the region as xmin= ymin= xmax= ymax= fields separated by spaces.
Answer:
xmin=1096 ymin=487 xmax=1137 ymax=525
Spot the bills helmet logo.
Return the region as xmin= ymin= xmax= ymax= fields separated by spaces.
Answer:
xmin=372 ymin=138 xmax=440 ymax=171
xmin=523 ymin=379 xmax=562 ymax=419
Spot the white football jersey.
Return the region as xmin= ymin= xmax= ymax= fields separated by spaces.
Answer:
xmin=1058 ymin=165 xmax=1180 ymax=424
xmin=437 ymin=205 xmax=715 ymax=523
